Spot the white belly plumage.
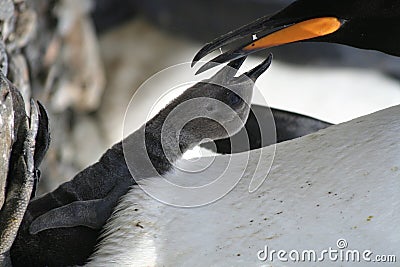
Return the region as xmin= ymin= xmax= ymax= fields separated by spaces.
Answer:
xmin=87 ymin=105 xmax=400 ymax=266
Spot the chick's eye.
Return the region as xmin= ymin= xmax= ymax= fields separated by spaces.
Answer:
xmin=227 ymin=92 xmax=242 ymax=106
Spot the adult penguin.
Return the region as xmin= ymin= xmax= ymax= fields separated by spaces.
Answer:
xmin=192 ymin=0 xmax=400 ymax=72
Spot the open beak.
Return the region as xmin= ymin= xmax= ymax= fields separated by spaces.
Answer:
xmin=192 ymin=12 xmax=344 ymax=74
xmin=241 ymin=53 xmax=273 ymax=82
xmin=207 ymin=56 xmax=247 ymax=84
xmin=207 ymin=53 xmax=273 ymax=85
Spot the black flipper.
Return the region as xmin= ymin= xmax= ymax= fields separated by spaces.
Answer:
xmin=203 ymin=105 xmax=332 ymax=154
xmin=29 ymin=178 xmax=131 ymax=234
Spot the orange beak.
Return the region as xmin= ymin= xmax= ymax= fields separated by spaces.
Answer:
xmin=243 ymin=17 xmax=341 ymax=51
xmin=193 ymin=16 xmax=344 ymax=74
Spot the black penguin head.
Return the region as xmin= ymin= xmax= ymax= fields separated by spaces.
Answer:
xmin=192 ymin=0 xmax=400 ymax=73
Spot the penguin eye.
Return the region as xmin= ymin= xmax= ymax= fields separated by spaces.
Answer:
xmin=226 ymin=91 xmax=242 ymax=106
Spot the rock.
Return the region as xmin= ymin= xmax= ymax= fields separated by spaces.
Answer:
xmin=0 ymin=0 xmax=14 ymax=21
xmin=0 ymin=75 xmax=14 ymax=210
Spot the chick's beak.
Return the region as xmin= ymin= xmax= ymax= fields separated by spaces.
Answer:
xmin=241 ymin=53 xmax=273 ymax=82
xmin=207 ymin=53 xmax=273 ymax=85
xmin=207 ymin=56 xmax=247 ymax=84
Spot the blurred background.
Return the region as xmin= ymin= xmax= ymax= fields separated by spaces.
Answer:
xmin=5 ymin=0 xmax=399 ymax=194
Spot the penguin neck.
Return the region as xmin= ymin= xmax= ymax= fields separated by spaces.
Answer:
xmin=143 ymin=119 xmax=181 ymax=175
xmin=125 ymin=103 xmax=197 ymax=177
